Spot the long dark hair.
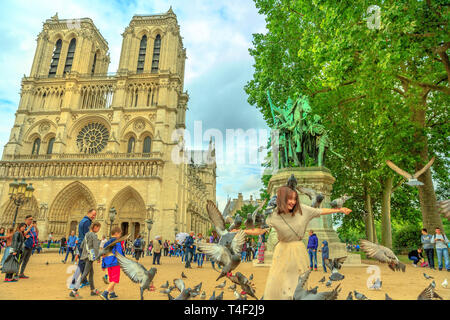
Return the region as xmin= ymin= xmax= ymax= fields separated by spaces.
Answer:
xmin=276 ymin=186 xmax=302 ymax=216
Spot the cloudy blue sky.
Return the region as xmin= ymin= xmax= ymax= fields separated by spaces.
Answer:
xmin=0 ymin=0 xmax=270 ymax=211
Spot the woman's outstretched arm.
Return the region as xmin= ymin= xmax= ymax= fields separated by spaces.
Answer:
xmin=320 ymin=208 xmax=351 ymax=216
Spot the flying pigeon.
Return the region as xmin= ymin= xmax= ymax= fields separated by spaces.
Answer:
xmin=98 ymin=234 xmax=130 ymax=257
xmin=114 ymin=252 xmax=157 ymax=300
xmin=245 ymin=199 xmax=268 ymax=229
xmin=423 ymin=273 xmax=433 ymax=280
xmin=226 ymin=214 xmax=243 ymax=231
xmin=330 ymin=194 xmax=352 ymax=209
xmin=386 ymin=157 xmax=435 ymax=186
xmin=442 ymin=279 xmax=448 ymax=288
xmin=325 ymin=257 xmax=347 ymax=281
xmin=437 ymin=200 xmax=450 ymax=221
xmin=359 ymin=239 xmax=406 ymax=272
xmin=228 ymin=272 xmax=258 ymax=300
xmin=417 ymin=282 xmax=443 ymax=300
xmin=297 ymin=186 xmax=325 ymax=208
xmin=353 ymin=290 xmax=370 ymax=300
xmin=197 ymin=229 xmax=246 ymax=281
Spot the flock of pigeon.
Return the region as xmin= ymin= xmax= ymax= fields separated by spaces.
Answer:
xmin=98 ymin=168 xmax=449 ymax=300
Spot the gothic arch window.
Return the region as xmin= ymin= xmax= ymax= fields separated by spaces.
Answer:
xmin=127 ymin=137 xmax=135 ymax=153
xmin=47 ymin=137 xmax=55 ymax=154
xmin=151 ymin=35 xmax=161 ymax=73
xmin=64 ymin=38 xmax=77 ymax=74
xmin=49 ymin=39 xmax=62 ymax=77
xmin=137 ymin=35 xmax=147 ymax=74
xmin=91 ymin=52 xmax=97 ymax=75
xmin=143 ymin=136 xmax=151 ymax=153
xmin=32 ymin=138 xmax=41 ymax=155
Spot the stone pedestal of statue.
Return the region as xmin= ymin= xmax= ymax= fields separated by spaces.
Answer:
xmin=253 ymin=167 xmax=362 ymax=268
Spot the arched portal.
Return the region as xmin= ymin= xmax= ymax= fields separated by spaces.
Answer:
xmin=48 ymin=181 xmax=96 ymax=237
xmin=108 ymin=186 xmax=146 ymax=240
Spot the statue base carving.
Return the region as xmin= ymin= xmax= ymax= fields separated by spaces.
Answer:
xmin=256 ymin=167 xmax=362 ymax=267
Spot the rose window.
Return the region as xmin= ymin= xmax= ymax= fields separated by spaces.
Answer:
xmin=76 ymin=123 xmax=109 ymax=154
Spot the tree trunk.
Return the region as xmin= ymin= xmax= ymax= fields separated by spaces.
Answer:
xmin=412 ymin=101 xmax=444 ymax=234
xmin=363 ymin=189 xmax=374 ymax=242
xmin=372 ymin=215 xmax=378 ymax=243
xmin=381 ymin=177 xmax=393 ymax=248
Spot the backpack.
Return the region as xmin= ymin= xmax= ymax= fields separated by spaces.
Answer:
xmin=134 ymin=238 xmax=142 ymax=249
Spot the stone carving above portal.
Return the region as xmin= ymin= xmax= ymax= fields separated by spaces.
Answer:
xmin=134 ymin=119 xmax=145 ymax=132
xmin=39 ymin=122 xmax=51 ymax=134
xmin=39 ymin=203 xmax=48 ymax=220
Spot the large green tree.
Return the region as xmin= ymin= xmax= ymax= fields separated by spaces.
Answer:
xmin=246 ymin=0 xmax=449 ymax=245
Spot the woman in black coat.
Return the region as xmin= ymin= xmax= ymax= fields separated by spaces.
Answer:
xmin=2 ymin=223 xmax=26 ymax=282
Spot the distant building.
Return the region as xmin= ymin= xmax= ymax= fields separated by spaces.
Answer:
xmin=222 ymin=193 xmax=262 ymax=218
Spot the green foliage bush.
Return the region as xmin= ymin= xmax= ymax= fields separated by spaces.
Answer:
xmin=392 ymin=224 xmax=422 ymax=255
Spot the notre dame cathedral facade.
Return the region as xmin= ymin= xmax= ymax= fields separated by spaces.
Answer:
xmin=0 ymin=8 xmax=216 ymax=242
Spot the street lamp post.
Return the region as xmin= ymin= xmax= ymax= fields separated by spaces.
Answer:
xmin=109 ymin=207 xmax=117 ymax=237
xmin=145 ymin=218 xmax=153 ymax=256
xmin=9 ymin=178 xmax=35 ymax=228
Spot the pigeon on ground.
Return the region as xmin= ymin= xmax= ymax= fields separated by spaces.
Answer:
xmin=200 ymin=291 xmax=206 ymax=299
xmin=330 ymin=194 xmax=352 ymax=209
xmin=325 ymin=280 xmax=332 ymax=287
xmin=160 ymin=280 xmax=169 ymax=288
xmin=442 ymin=279 xmax=448 ymax=288
xmin=215 ymin=280 xmax=226 ymax=289
xmin=296 ymin=186 xmax=325 ymax=208
xmin=209 ymin=291 xmax=216 ymax=300
xmin=346 ymin=292 xmax=353 ymax=300
xmin=227 ymin=272 xmax=258 ymax=300
xmin=293 ymin=270 xmax=341 ymax=300
xmin=160 ymin=288 xmax=172 ymax=294
xmin=437 ymin=200 xmax=450 ymax=221
xmin=249 ymin=274 xmax=253 ymax=281
xmin=307 ymin=286 xmax=318 ymax=294
xmin=319 ymin=276 xmax=326 ymax=283
xmin=216 ymin=291 xmax=224 ymax=300
xmin=228 ymin=284 xmax=237 ymax=291
xmin=359 ymin=239 xmax=406 ymax=272
xmin=234 ymin=290 xmax=247 ymax=300
xmin=181 ymin=272 xmax=187 ymax=279
xmin=385 ymin=293 xmax=393 ymax=300
xmin=173 ymin=279 xmax=193 ymax=300
xmin=423 ymin=273 xmax=433 ymax=280
xmin=353 ymin=290 xmax=370 ymax=300
xmin=192 ymin=282 xmax=202 ymax=293
xmin=369 ymin=278 xmax=382 ymax=290
xmin=386 ymin=157 xmax=435 ymax=186
xmin=114 ymin=252 xmax=157 ymax=300
xmin=417 ymin=282 xmax=443 ymax=300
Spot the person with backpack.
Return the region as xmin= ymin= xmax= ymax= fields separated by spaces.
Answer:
xmin=133 ymin=235 xmax=143 ymax=261
xmin=432 ymin=227 xmax=450 ymax=272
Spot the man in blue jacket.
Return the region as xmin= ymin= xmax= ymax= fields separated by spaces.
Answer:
xmin=69 ymin=208 xmax=96 ymax=289
xmin=62 ymin=230 xmax=78 ymax=264
xmin=18 ymin=215 xmax=37 ymax=279
xmin=307 ymin=230 xmax=319 ymax=271
xmin=184 ymin=231 xmax=195 ymax=269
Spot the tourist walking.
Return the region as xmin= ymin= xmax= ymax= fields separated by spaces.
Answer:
xmin=432 ymin=227 xmax=450 ymax=271
xmin=133 ymin=235 xmax=143 ymax=261
xmin=100 ymin=226 xmax=124 ymax=300
xmin=421 ymin=228 xmax=435 ymax=270
xmin=307 ymin=230 xmax=319 ymax=271
xmin=63 ymin=231 xmax=78 ymax=264
xmin=163 ymin=240 xmax=169 ymax=256
xmin=321 ymin=240 xmax=329 ymax=272
xmin=2 ymin=223 xmax=26 ymax=282
xmin=18 ymin=215 xmax=37 ymax=279
xmin=196 ymin=233 xmax=205 ymax=268
xmin=70 ymin=221 xmax=102 ymax=298
xmin=59 ymin=236 xmax=67 ymax=255
xmin=69 ymin=209 xmax=97 ymax=289
xmin=152 ymin=236 xmax=162 ymax=265
xmin=47 ymin=232 xmax=53 ymax=249
xmin=184 ymin=231 xmax=195 ymax=269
